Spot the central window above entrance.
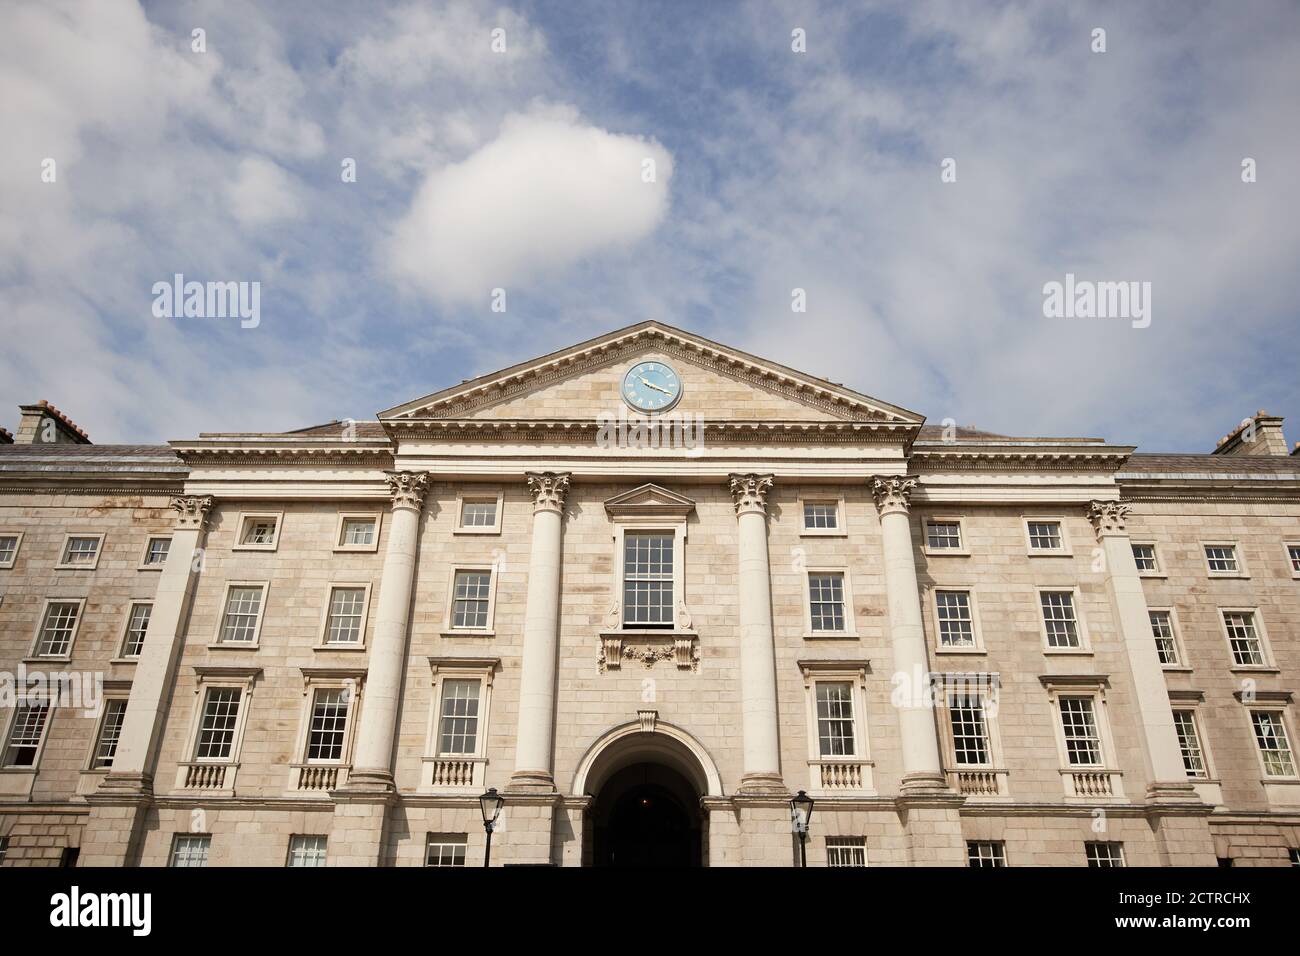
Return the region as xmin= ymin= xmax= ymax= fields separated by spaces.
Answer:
xmin=623 ymin=532 xmax=674 ymax=627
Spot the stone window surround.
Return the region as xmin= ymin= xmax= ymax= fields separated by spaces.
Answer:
xmin=82 ymin=682 xmax=133 ymax=774
xmin=927 ymin=585 xmax=986 ymax=654
xmin=453 ymin=490 xmax=505 ymax=535
xmin=25 ymin=597 xmax=87 ymax=662
xmin=1282 ymin=540 xmax=1300 ymax=579
xmin=292 ymin=668 xmax=365 ymax=767
xmin=797 ymin=493 xmax=847 ymax=537
xmin=610 ymin=520 xmax=689 ymax=632
xmin=315 ymin=582 xmax=374 ymax=649
xmin=1237 ymin=695 xmax=1300 ymax=784
xmin=0 ymin=694 xmax=55 ymax=773
xmin=232 ymin=511 xmax=283 ymax=552
xmin=1041 ymin=675 xmax=1126 ymax=801
xmin=802 ymin=565 xmax=858 ymax=638
xmin=441 ymin=565 xmax=500 ymax=637
xmin=137 ymin=535 xmax=173 ymax=570
xmin=1022 ymin=516 xmax=1072 ymax=556
xmin=797 ymin=659 xmax=875 ymax=795
xmin=1167 ymin=690 xmax=1222 ymax=805
xmin=1218 ymin=606 xmax=1277 ymax=673
xmin=935 ymin=674 xmax=1007 ymax=782
xmin=921 ymin=515 xmax=970 ymax=557
xmin=55 ymin=532 xmax=105 ymax=570
xmin=112 ymin=600 xmax=153 ymax=662
xmin=209 ymin=580 xmax=271 ymax=649
xmin=173 ymin=665 xmax=262 ymax=795
xmin=1201 ymin=540 xmax=1249 ymax=579
xmin=333 ymin=511 xmax=382 ymax=553
xmin=1035 ymin=585 xmax=1093 ymax=655
xmin=0 ymin=530 xmax=22 ymax=569
xmin=1130 ymin=539 xmax=1166 ymax=578
xmin=420 ymin=657 xmax=500 ymax=793
xmin=1147 ymin=605 xmax=1191 ymax=672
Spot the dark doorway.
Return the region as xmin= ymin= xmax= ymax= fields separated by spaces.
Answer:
xmin=591 ymin=763 xmax=702 ymax=867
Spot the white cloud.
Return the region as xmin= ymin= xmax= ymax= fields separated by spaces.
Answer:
xmin=386 ymin=108 xmax=673 ymax=303
xmin=227 ymin=156 xmax=302 ymax=226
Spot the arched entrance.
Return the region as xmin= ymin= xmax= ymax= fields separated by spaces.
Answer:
xmin=573 ymin=718 xmax=722 ymax=868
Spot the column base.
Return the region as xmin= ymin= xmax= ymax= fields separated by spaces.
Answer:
xmin=338 ymin=768 xmax=397 ymax=794
xmin=92 ymin=770 xmax=155 ymax=800
xmin=1145 ymin=780 xmax=1206 ymax=806
xmin=899 ymin=771 xmax=952 ymax=795
xmin=737 ymin=772 xmax=788 ymax=797
xmin=507 ymin=770 xmax=557 ymax=794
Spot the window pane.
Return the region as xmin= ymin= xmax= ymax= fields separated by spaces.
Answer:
xmin=325 ymin=587 xmax=366 ymax=644
xmin=3 ymin=702 xmax=50 ymax=767
xmin=460 ymin=500 xmax=498 ymax=528
xmin=1040 ymin=592 xmax=1079 ymax=648
xmin=1085 ymin=842 xmax=1125 ymax=867
xmin=62 ymin=536 xmax=100 ymax=564
xmin=1059 ymin=697 xmax=1101 ymax=766
xmin=949 ymin=694 xmax=990 ymax=765
xmin=439 ymin=680 xmax=481 ymax=755
xmin=307 ymin=689 xmax=348 ymax=761
xmin=926 ymin=521 xmax=962 ymax=549
xmin=1028 ymin=522 xmax=1062 ymax=550
xmin=808 ymin=573 xmax=846 ymax=632
xmin=1223 ymin=611 xmax=1263 ymax=666
xmin=1172 ymin=711 xmax=1206 ymax=778
xmin=1252 ymin=711 xmax=1296 ymax=777
xmin=0 ymin=535 xmax=17 ymax=564
xmin=1131 ymin=544 xmax=1156 ymax=571
xmin=195 ymin=688 xmax=241 ymax=760
xmin=123 ymin=603 xmax=152 ymax=657
xmin=241 ymin=519 xmax=277 ymax=545
xmin=37 ymin=602 xmax=81 ymax=656
xmin=935 ymin=590 xmax=974 ymax=646
xmin=287 ymin=835 xmax=328 ymax=867
xmin=1149 ymin=611 xmax=1177 ymax=665
xmin=221 ymin=587 xmax=263 ymax=643
xmin=452 ymin=571 xmax=492 ymax=629
xmin=425 ymin=837 xmax=467 ymax=867
xmin=803 ymin=502 xmax=838 ymax=530
xmin=171 ymin=835 xmax=210 ymax=867
xmin=815 ymin=682 xmax=855 ymax=757
xmin=967 ymin=841 xmax=1005 ymax=867
xmin=623 ymin=533 xmax=674 ymax=626
xmin=144 ymin=537 xmax=171 ymax=565
xmin=92 ymin=699 xmax=129 ymax=770
xmin=826 ymin=837 xmax=866 ymax=867
xmin=341 ymin=519 xmax=375 ymax=545
xmin=1205 ymin=545 xmax=1238 ymax=573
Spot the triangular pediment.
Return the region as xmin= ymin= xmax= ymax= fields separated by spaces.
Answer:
xmin=604 ymin=483 xmax=697 ymax=519
xmin=379 ymin=322 xmax=924 ymax=425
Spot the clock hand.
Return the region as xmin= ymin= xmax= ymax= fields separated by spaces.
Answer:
xmin=638 ymin=376 xmax=672 ymax=395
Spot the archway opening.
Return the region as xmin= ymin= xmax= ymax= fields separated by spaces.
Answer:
xmin=590 ymin=762 xmax=702 ymax=867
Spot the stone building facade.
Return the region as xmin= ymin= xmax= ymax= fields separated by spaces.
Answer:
xmin=0 ymin=322 xmax=1297 ymax=867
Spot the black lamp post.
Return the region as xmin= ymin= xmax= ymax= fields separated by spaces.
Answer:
xmin=790 ymin=790 xmax=815 ymax=868
xmin=479 ymin=787 xmax=504 ymax=867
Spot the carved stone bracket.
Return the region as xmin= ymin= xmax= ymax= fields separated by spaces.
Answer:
xmin=1087 ymin=499 xmax=1131 ymax=539
xmin=385 ymin=470 xmax=431 ymax=510
xmin=599 ymin=632 xmax=699 ymax=673
xmin=870 ymin=476 xmax=916 ymax=517
xmin=170 ymin=495 xmax=214 ymax=531
xmin=526 ymin=471 xmax=571 ymax=514
xmin=637 ymin=709 xmax=658 ymax=734
xmin=728 ymin=473 xmax=774 ymax=515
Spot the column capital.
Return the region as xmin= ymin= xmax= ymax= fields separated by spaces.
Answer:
xmin=526 ymin=471 xmax=571 ymax=514
xmin=384 ymin=470 xmax=431 ymax=510
xmin=170 ymin=495 xmax=214 ymax=531
xmin=870 ymin=476 xmax=916 ymax=517
xmin=1087 ymin=499 xmax=1131 ymax=539
xmin=728 ymin=473 xmax=774 ymax=515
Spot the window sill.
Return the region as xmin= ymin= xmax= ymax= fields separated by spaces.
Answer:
xmin=1027 ymin=551 xmax=1072 ymax=558
xmin=1160 ymin=665 xmax=1194 ymax=673
xmin=136 ymin=564 xmax=165 ymax=572
xmin=1230 ymin=665 xmax=1280 ymax=675
xmin=109 ymin=657 xmax=139 ymax=665
xmin=232 ymin=544 xmax=279 ymax=553
xmin=440 ymin=630 xmax=495 ymax=638
xmin=207 ymin=642 xmax=260 ymax=651
xmin=934 ymin=645 xmax=986 ymax=655
xmin=1043 ymin=648 xmax=1094 ymax=656
xmin=314 ymin=643 xmax=367 ymax=652
xmin=803 ymin=631 xmax=859 ymax=640
xmin=332 ymin=544 xmax=380 ymax=553
xmin=1206 ymin=573 xmax=1250 ymax=580
xmin=23 ymin=655 xmax=71 ymax=665
xmin=799 ymin=529 xmax=847 ymax=538
xmin=452 ymin=527 xmax=502 ymax=536
xmin=53 ymin=563 xmax=99 ymax=571
xmin=1137 ymin=571 xmax=1167 ymax=579
xmin=922 ymin=548 xmax=970 ymax=558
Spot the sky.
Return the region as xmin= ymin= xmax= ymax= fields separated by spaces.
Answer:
xmin=0 ymin=0 xmax=1297 ymax=451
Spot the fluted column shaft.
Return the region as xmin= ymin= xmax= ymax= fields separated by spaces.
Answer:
xmin=349 ymin=471 xmax=430 ymax=788
xmin=509 ymin=472 xmax=570 ymax=792
xmin=872 ymin=477 xmax=947 ymax=790
xmin=729 ymin=473 xmax=784 ymax=794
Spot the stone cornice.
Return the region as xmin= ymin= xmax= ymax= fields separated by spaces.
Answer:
xmin=912 ymin=444 xmax=1134 ymax=473
xmin=379 ymin=322 xmax=925 ymax=424
xmin=383 ymin=418 xmax=919 ymax=444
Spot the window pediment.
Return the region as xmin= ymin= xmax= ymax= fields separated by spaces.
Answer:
xmin=604 ymin=483 xmax=696 ymax=521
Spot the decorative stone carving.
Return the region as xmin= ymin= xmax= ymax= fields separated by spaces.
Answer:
xmin=526 ymin=471 xmax=571 ymax=513
xmin=676 ymin=601 xmax=693 ymax=630
xmin=1087 ymin=499 xmax=1131 ymax=538
xmin=599 ymin=633 xmax=699 ymax=673
xmin=870 ymin=476 xmax=917 ymax=516
xmin=385 ymin=470 xmax=431 ymax=509
xmin=604 ymin=600 xmax=621 ymax=630
xmin=728 ymin=473 xmax=774 ymax=515
xmin=637 ymin=709 xmax=658 ymax=734
xmin=170 ymin=495 xmax=214 ymax=531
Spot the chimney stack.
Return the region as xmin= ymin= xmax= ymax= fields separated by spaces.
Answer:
xmin=14 ymin=401 xmax=92 ymax=445
xmin=1212 ymin=410 xmax=1288 ymax=457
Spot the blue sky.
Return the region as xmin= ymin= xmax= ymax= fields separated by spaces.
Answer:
xmin=1 ymin=0 xmax=1297 ymax=451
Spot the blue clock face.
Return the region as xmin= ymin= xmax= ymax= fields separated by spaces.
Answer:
xmin=622 ymin=361 xmax=683 ymax=412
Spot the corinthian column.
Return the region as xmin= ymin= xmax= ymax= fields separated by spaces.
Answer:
xmin=347 ymin=470 xmax=430 ymax=790
xmin=509 ymin=471 xmax=571 ymax=792
xmin=100 ymin=495 xmax=214 ymax=793
xmin=729 ymin=473 xmax=785 ymax=794
xmin=871 ymin=476 xmax=947 ymax=792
